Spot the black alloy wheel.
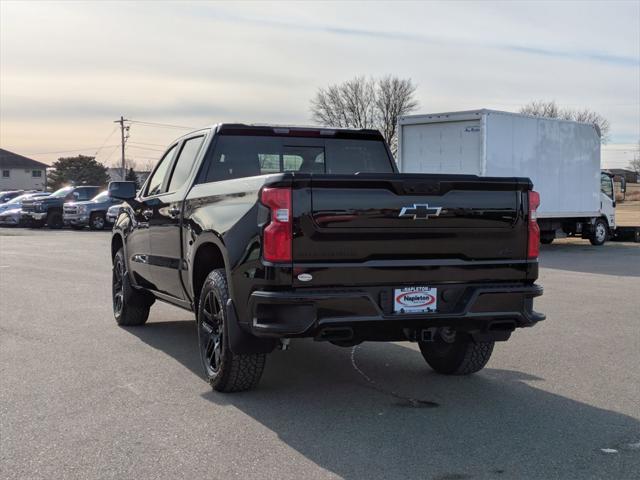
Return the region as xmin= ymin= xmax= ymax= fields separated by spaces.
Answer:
xmin=111 ymin=247 xmax=152 ymax=326
xmin=199 ymin=289 xmax=225 ymax=377
xmin=112 ymin=252 xmax=125 ymax=318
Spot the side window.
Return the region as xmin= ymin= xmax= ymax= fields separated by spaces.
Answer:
xmin=600 ymin=174 xmax=613 ymax=199
xmin=146 ymin=145 xmax=177 ymax=196
xmin=76 ymin=189 xmax=91 ymax=201
xmin=167 ymin=136 xmax=205 ymax=192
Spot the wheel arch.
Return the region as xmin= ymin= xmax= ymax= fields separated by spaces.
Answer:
xmin=111 ymin=232 xmax=124 ymax=260
xmin=191 ymin=239 xmax=228 ymax=308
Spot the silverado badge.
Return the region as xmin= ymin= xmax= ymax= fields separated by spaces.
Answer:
xmin=398 ymin=204 xmax=442 ymax=220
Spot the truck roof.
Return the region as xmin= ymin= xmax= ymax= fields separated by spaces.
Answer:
xmin=176 ymin=123 xmax=385 ymax=142
xmin=399 ymin=109 xmax=599 ymax=130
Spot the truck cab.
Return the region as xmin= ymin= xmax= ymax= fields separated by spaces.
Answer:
xmin=600 ymin=171 xmax=616 ymax=230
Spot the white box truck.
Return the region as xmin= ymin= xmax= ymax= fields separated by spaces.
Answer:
xmin=397 ymin=109 xmax=616 ymax=245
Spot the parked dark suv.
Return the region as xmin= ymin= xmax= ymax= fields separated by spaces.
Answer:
xmin=22 ymin=185 xmax=101 ymax=228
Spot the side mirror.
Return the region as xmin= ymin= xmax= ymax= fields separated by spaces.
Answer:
xmin=108 ymin=181 xmax=137 ymax=200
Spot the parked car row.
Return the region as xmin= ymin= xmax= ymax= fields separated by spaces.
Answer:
xmin=0 ymin=185 xmax=124 ymax=230
xmin=0 ymin=189 xmax=44 ymax=203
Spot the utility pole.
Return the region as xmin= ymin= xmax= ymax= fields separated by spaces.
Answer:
xmin=114 ymin=116 xmax=129 ymax=180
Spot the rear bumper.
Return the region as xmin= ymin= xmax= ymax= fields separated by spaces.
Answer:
xmin=247 ymin=283 xmax=544 ymax=341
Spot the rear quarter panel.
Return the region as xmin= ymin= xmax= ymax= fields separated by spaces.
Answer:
xmin=182 ymin=174 xmax=292 ymax=324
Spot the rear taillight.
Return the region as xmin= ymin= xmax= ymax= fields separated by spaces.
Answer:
xmin=527 ymin=190 xmax=540 ymax=259
xmin=261 ymin=187 xmax=292 ymax=262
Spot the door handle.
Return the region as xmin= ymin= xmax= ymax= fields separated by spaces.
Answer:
xmin=168 ymin=206 xmax=181 ymax=217
xmin=142 ymin=208 xmax=153 ymax=220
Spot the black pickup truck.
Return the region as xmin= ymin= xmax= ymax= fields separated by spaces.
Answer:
xmin=109 ymin=124 xmax=544 ymax=392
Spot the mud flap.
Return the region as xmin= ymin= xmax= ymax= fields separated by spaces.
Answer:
xmin=226 ymin=299 xmax=277 ymax=354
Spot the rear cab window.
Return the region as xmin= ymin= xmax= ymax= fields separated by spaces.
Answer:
xmin=203 ymin=133 xmax=392 ymax=183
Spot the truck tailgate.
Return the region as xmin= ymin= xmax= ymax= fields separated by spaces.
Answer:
xmin=292 ymin=173 xmax=532 ymax=285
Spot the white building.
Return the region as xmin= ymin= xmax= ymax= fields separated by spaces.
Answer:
xmin=0 ymin=149 xmax=48 ymax=191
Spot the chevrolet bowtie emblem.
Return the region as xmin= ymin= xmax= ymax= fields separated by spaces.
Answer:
xmin=398 ymin=203 xmax=442 ymax=220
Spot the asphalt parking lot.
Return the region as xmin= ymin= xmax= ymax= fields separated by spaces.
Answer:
xmin=1 ymin=230 xmax=639 ymax=480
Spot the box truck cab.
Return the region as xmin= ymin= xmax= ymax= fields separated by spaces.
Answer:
xmin=398 ymin=109 xmax=615 ymax=245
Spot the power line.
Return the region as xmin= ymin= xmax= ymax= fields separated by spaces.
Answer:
xmin=125 ymin=153 xmax=161 ymax=161
xmin=102 ymin=145 xmax=120 ymax=164
xmin=127 ymin=140 xmax=168 ymax=147
xmin=126 ymin=144 xmax=165 ymax=152
xmin=128 ymin=119 xmax=197 ymax=130
xmin=94 ymin=127 xmax=119 ymax=157
xmin=26 ymin=145 xmax=120 ymax=155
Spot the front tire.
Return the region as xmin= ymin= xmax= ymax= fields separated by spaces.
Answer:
xmin=90 ymin=212 xmax=106 ymax=230
xmin=419 ymin=330 xmax=494 ymax=375
xmin=46 ymin=211 xmax=63 ymax=229
xmin=589 ymin=219 xmax=608 ymax=246
xmin=112 ymin=247 xmax=153 ymax=326
xmin=197 ymin=269 xmax=266 ymax=392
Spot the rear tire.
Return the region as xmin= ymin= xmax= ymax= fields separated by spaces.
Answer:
xmin=419 ymin=330 xmax=494 ymax=375
xmin=197 ymin=269 xmax=266 ymax=392
xmin=25 ymin=219 xmax=42 ymax=228
xmin=46 ymin=211 xmax=63 ymax=229
xmin=589 ymin=219 xmax=608 ymax=246
xmin=112 ymin=248 xmax=153 ymax=326
xmin=540 ymin=232 xmax=555 ymax=245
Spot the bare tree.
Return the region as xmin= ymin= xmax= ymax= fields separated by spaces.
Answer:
xmin=520 ymin=100 xmax=561 ymax=118
xmin=520 ymin=100 xmax=611 ymax=143
xmin=569 ymin=109 xmax=611 ymax=143
xmin=137 ymin=158 xmax=157 ymax=172
xmin=311 ymin=75 xmax=419 ymax=155
xmin=124 ymin=158 xmax=137 ymax=171
xmin=311 ymin=76 xmax=377 ymax=129
xmin=375 ymin=76 xmax=419 ymax=154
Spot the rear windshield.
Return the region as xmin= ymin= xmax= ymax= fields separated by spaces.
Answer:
xmin=203 ymin=135 xmax=392 ymax=182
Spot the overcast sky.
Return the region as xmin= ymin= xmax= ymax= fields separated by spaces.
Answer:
xmin=1 ymin=0 xmax=638 ymax=168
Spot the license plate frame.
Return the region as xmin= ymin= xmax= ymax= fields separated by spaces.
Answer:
xmin=393 ymin=287 xmax=437 ymax=314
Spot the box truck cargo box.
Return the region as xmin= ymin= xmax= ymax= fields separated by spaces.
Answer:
xmin=398 ymin=109 xmax=616 ymax=245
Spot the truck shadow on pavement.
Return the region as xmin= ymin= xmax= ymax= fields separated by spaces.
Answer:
xmin=540 ymin=241 xmax=640 ymax=277
xmin=129 ymin=320 xmax=639 ymax=480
